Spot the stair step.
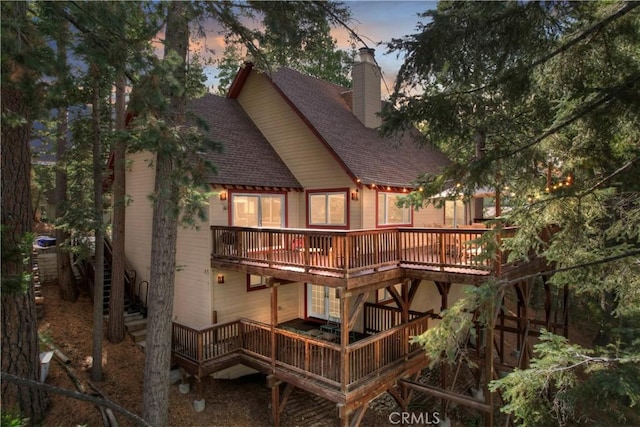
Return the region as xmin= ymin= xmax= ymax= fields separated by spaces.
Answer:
xmin=130 ymin=329 xmax=147 ymax=343
xmin=125 ymin=318 xmax=148 ymax=332
xmin=124 ymin=312 xmax=143 ymax=320
xmin=137 ymin=340 xmax=146 ymax=350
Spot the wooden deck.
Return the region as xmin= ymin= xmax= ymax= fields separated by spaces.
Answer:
xmin=211 ymin=226 xmax=521 ymax=287
xmin=172 ymin=312 xmax=433 ymax=404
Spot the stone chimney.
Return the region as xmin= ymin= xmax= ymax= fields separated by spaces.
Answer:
xmin=352 ymin=47 xmax=381 ymax=128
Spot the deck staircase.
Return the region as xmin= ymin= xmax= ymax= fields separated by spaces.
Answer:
xmin=78 ymin=238 xmax=148 ymax=348
xmin=125 ymin=312 xmax=148 ymax=349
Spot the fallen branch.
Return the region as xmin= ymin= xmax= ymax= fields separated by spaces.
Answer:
xmin=0 ymin=372 xmax=150 ymax=427
xmin=90 ymin=382 xmax=119 ymax=427
xmin=43 ymin=341 xmax=71 ymax=364
xmin=53 ymin=356 xmax=85 ymax=393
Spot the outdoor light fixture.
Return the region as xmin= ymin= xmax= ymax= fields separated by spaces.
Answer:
xmin=219 ymin=191 xmax=227 ymax=201
xmin=351 ymin=189 xmax=359 ymax=201
xmin=217 ymin=274 xmax=225 ymax=284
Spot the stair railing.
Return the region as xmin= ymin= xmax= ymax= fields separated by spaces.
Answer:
xmin=135 ymin=280 xmax=149 ymax=318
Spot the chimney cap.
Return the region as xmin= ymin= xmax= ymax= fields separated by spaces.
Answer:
xmin=358 ymin=47 xmax=375 ymax=63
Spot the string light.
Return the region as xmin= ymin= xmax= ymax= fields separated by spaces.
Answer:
xmin=545 ymin=174 xmax=573 ymax=193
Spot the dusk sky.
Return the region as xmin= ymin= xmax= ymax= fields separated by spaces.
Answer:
xmin=197 ymin=1 xmax=438 ymax=96
xmin=335 ymin=1 xmax=437 ymax=96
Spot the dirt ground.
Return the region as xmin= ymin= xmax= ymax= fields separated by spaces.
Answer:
xmin=39 ymin=282 xmax=444 ymax=427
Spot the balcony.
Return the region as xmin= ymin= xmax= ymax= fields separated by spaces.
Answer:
xmin=211 ymin=226 xmax=527 ymax=286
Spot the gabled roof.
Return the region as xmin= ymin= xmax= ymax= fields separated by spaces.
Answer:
xmin=188 ymin=94 xmax=302 ymax=190
xmin=268 ymin=67 xmax=451 ymax=189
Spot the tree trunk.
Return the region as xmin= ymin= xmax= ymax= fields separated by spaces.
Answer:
xmin=0 ymin=2 xmax=49 ymax=421
xmin=91 ymin=65 xmax=104 ymax=382
xmin=142 ymin=2 xmax=189 ymax=425
xmin=54 ymin=20 xmax=77 ymax=302
xmin=107 ymin=68 xmax=127 ymax=344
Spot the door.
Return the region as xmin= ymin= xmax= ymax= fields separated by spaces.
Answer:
xmin=306 ymin=284 xmax=340 ymax=320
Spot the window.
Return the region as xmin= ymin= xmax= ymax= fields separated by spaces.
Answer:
xmin=444 ymin=200 xmax=465 ymax=228
xmin=232 ymin=193 xmax=284 ymax=228
xmin=247 ymin=274 xmax=267 ymax=292
xmin=307 ymin=284 xmax=340 ymax=320
xmin=378 ymin=192 xmax=411 ymax=226
xmin=308 ymin=191 xmax=346 ymax=226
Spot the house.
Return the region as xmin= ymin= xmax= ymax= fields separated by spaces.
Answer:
xmin=123 ymin=48 xmax=558 ymax=426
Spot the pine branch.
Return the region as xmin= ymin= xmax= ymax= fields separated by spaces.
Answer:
xmin=499 ymin=249 xmax=640 ymax=290
xmin=494 ymin=73 xmax=640 ymax=160
xmin=529 ymin=2 xmax=640 ymax=71
xmin=440 ymin=2 xmax=640 ymax=98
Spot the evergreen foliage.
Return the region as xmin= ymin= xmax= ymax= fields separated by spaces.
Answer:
xmin=384 ymin=1 xmax=640 ymax=424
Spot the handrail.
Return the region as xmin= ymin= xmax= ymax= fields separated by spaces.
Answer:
xmin=211 ymin=225 xmax=520 ymax=277
xmin=347 ymin=314 xmax=428 ymax=352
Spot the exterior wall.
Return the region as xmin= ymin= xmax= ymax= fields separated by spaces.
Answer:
xmin=237 ymin=73 xmax=350 ymax=190
xmin=413 ymin=204 xmax=445 ymax=227
xmin=410 ymin=281 xmax=472 ymax=318
xmin=211 ymin=272 xmax=303 ymax=324
xmin=125 ymin=151 xmax=213 ymax=327
xmin=124 ymin=151 xmax=155 ymax=297
xmin=172 ymin=222 xmax=212 ymax=327
xmin=237 ymin=73 xmax=355 ymax=230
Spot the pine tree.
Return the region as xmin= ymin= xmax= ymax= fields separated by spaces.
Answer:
xmin=1 ymin=1 xmax=50 ymax=421
xmin=384 ymin=2 xmax=640 ymax=424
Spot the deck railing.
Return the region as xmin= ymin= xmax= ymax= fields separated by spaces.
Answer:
xmin=211 ymin=226 xmax=518 ymax=277
xmin=347 ymin=315 xmax=429 ymax=387
xmin=172 ymin=315 xmax=430 ymax=390
xmin=363 ymin=302 xmax=434 ymax=334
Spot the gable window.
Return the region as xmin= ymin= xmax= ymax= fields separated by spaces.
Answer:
xmin=308 ymin=191 xmax=347 ymax=227
xmin=378 ymin=192 xmax=411 ymax=226
xmin=232 ymin=193 xmax=285 ymax=228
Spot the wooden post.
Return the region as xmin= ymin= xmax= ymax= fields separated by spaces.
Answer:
xmin=269 ymin=375 xmax=281 ymax=427
xmin=270 ymin=284 xmax=278 ymax=372
xmin=484 ymin=294 xmax=495 ymax=427
xmin=340 ymin=290 xmax=349 ymax=393
xmin=402 ymin=280 xmax=409 ymax=357
xmin=439 ymin=236 xmax=446 ymax=271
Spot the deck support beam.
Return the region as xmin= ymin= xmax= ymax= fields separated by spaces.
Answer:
xmin=400 ymin=379 xmax=492 ymax=413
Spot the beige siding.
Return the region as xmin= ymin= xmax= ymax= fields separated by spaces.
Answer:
xmin=238 ymin=72 xmax=358 ymax=229
xmin=173 ymin=223 xmax=212 ymax=327
xmin=360 ymin=187 xmax=377 ymax=229
xmin=209 ymin=193 xmax=229 ymax=227
xmin=410 ymin=281 xmax=472 ymax=317
xmin=237 ymin=73 xmax=352 ymax=192
xmin=211 ymin=271 xmax=303 ymax=324
xmin=413 ymin=204 xmax=444 ymax=227
xmin=124 ymin=151 xmax=155 ymax=293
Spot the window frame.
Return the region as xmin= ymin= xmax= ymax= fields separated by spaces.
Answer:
xmin=246 ymin=274 xmax=268 ymax=292
xmin=376 ymin=191 xmax=412 ymax=227
xmin=306 ymin=189 xmax=349 ymax=229
xmin=230 ymin=191 xmax=287 ymax=228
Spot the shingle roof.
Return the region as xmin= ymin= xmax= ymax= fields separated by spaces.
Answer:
xmin=188 ymin=94 xmax=302 ymax=189
xmin=270 ymin=67 xmax=451 ymax=188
